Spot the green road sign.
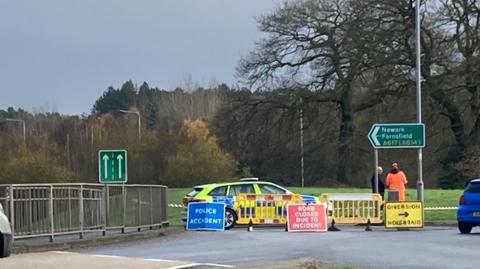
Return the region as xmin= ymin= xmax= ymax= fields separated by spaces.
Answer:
xmin=98 ymin=150 xmax=127 ymax=183
xmin=368 ymin=123 xmax=425 ymax=148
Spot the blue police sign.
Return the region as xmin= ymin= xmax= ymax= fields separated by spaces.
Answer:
xmin=186 ymin=202 xmax=225 ymax=231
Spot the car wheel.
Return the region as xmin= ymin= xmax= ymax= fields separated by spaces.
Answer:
xmin=458 ymin=221 xmax=473 ymax=234
xmin=225 ymin=208 xmax=236 ymax=230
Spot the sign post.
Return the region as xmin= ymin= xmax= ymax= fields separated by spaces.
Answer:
xmin=98 ymin=150 xmax=127 ymax=183
xmin=186 ymin=202 xmax=225 ymax=231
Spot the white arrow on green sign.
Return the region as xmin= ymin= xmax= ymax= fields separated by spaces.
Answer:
xmin=368 ymin=123 xmax=425 ymax=148
xmin=98 ymin=150 xmax=127 ymax=183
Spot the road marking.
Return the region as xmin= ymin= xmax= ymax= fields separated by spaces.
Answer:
xmin=149 ymin=261 xmax=235 ymax=269
xmin=53 ymin=252 xmax=235 ymax=268
xmin=162 ymin=263 xmax=200 ymax=269
xmin=144 ymin=258 xmax=189 ymax=263
xmin=202 ymin=263 xmax=235 ymax=268
xmin=92 ymin=254 xmax=126 ymax=259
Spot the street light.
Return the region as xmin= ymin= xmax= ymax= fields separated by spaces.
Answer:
xmin=6 ymin=118 xmax=26 ymax=143
xmin=415 ymin=0 xmax=424 ymax=203
xmin=119 ymin=110 xmax=141 ymax=141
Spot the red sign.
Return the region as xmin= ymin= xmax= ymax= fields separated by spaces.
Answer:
xmin=287 ymin=204 xmax=327 ymax=232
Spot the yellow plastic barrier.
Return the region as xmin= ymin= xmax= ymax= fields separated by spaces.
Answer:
xmin=233 ymin=193 xmax=303 ymax=225
xmin=320 ymin=193 xmax=383 ymax=227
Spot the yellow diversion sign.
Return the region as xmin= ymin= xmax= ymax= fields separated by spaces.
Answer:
xmin=385 ymin=202 xmax=423 ymax=228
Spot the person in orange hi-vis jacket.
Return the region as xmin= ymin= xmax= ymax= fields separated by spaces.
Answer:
xmin=385 ymin=162 xmax=408 ymax=201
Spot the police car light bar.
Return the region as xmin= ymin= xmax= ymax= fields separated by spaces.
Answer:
xmin=240 ymin=177 xmax=259 ymax=181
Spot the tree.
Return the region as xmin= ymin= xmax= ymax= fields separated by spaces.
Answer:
xmin=427 ymin=0 xmax=480 ymax=186
xmin=350 ymin=0 xmax=480 ymax=187
xmin=0 ymin=134 xmax=75 ymax=183
xmin=137 ymin=82 xmax=159 ymax=129
xmin=237 ymin=0 xmax=405 ymax=183
xmin=164 ymin=119 xmax=237 ymax=187
xmin=93 ymin=81 xmax=137 ymax=113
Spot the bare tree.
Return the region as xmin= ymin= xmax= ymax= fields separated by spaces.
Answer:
xmin=237 ymin=0 xmax=409 ymax=183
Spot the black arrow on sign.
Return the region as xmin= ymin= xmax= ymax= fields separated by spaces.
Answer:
xmin=398 ymin=212 xmax=409 ymax=217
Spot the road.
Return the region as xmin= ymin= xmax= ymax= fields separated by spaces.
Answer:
xmin=6 ymin=226 xmax=480 ymax=268
xmin=79 ymin=226 xmax=480 ymax=268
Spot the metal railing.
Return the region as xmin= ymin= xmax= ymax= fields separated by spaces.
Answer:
xmin=0 ymin=183 xmax=168 ymax=241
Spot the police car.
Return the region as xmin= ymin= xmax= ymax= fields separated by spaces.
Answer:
xmin=183 ymin=178 xmax=317 ymax=229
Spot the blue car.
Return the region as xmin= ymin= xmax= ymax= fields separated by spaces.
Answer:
xmin=457 ymin=179 xmax=480 ymax=234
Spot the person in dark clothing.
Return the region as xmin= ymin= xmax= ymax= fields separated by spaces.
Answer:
xmin=371 ymin=166 xmax=385 ymax=200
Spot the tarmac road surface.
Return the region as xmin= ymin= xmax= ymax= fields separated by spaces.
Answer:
xmin=5 ymin=225 xmax=480 ymax=268
xmin=77 ymin=225 xmax=480 ymax=269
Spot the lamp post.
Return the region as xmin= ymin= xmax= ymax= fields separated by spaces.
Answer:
xmin=119 ymin=110 xmax=141 ymax=141
xmin=415 ymin=0 xmax=424 ymax=203
xmin=6 ymin=118 xmax=26 ymax=143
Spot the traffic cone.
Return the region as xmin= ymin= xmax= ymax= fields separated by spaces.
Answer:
xmin=365 ymin=219 xmax=372 ymax=231
xmin=328 ymin=219 xmax=340 ymax=231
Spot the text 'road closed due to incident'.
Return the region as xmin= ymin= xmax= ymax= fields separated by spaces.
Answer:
xmin=287 ymin=204 xmax=327 ymax=232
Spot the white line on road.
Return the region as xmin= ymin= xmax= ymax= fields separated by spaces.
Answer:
xmin=146 ymin=259 xmax=235 ymax=268
xmin=144 ymin=258 xmax=190 ymax=263
xmin=52 ymin=251 xmax=74 ymax=254
xmin=93 ymin=254 xmax=126 ymax=259
xmin=162 ymin=263 xmax=201 ymax=269
xmin=202 ymin=263 xmax=236 ymax=268
xmin=52 ymin=251 xmax=235 ymax=268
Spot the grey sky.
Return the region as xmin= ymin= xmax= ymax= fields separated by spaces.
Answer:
xmin=0 ymin=0 xmax=280 ymax=115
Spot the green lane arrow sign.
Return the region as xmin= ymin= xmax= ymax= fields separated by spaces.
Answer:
xmin=368 ymin=123 xmax=425 ymax=148
xmin=98 ymin=150 xmax=127 ymax=183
